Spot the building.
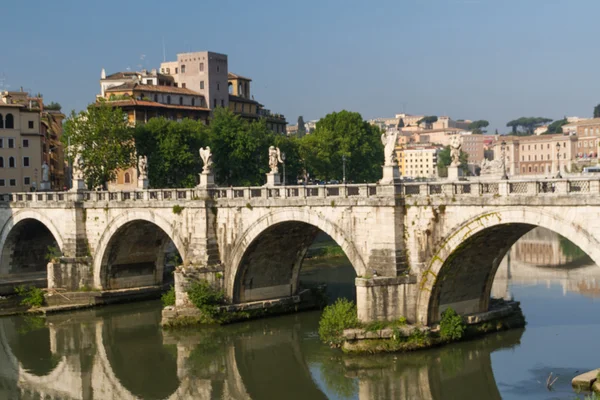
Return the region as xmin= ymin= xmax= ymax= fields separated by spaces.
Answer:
xmin=286 ymin=124 xmax=298 ymax=136
xmin=431 ymin=116 xmax=472 ymax=130
xmin=459 ymin=133 xmax=486 ymax=164
xmin=396 ymin=145 xmax=440 ymax=179
xmin=493 ymin=134 xmax=576 ymax=176
xmin=0 ymin=91 xmax=44 ymax=193
xmin=562 ymin=118 xmax=600 ymax=137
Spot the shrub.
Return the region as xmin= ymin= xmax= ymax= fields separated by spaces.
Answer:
xmin=318 ymin=298 xmax=359 ymax=347
xmin=162 ymin=286 xmax=176 ymax=307
xmin=440 ymin=307 xmax=465 ymax=341
xmin=172 ymin=205 xmax=184 ymax=214
xmin=187 ymin=280 xmax=225 ymax=319
xmin=45 ymin=245 xmax=62 ymax=263
xmin=15 ymin=285 xmax=45 ymax=308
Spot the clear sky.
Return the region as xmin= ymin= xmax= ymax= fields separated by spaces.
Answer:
xmin=1 ymin=0 xmax=599 ymax=132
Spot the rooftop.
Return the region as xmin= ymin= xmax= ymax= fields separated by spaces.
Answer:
xmin=228 ymin=72 xmax=252 ymax=81
xmin=105 ymin=82 xmax=204 ymax=96
xmin=100 ymin=99 xmax=210 ymax=112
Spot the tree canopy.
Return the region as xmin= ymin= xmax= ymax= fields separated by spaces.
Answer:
xmin=468 ymin=120 xmax=489 ymax=134
xmin=506 ymin=117 xmax=552 ymax=135
xmin=416 ymin=116 xmax=438 ymax=128
xmin=594 ymin=104 xmax=600 ymax=118
xmin=398 ymin=118 xmax=405 ymax=129
xmin=544 ymin=118 xmax=568 ymax=135
xmin=63 ymin=104 xmax=135 ymax=189
xmin=297 ymin=116 xmax=307 ymax=138
xmin=299 ymin=111 xmax=383 ymax=183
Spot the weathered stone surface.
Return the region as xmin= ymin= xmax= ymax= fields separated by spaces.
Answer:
xmin=572 ymin=369 xmax=600 ymax=391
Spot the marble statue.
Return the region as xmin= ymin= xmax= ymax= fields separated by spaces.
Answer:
xmin=199 ymin=147 xmax=213 ymax=173
xmin=269 ymin=146 xmax=283 ymax=174
xmin=450 ymin=135 xmax=462 ymax=167
xmin=480 ymin=158 xmax=504 ymax=176
xmin=41 ymin=162 xmax=49 ymax=183
xmin=138 ymin=155 xmax=148 ymax=179
xmin=73 ymin=152 xmax=84 ymax=180
xmin=381 ymin=129 xmax=398 ymax=166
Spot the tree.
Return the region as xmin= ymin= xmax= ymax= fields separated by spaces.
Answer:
xmin=506 ymin=117 xmax=552 ymax=135
xmin=45 ymin=102 xmax=62 ymax=111
xmin=135 ymin=118 xmax=208 ymax=188
xmin=545 ymin=118 xmax=568 ymax=135
xmin=416 ymin=116 xmax=438 ymax=129
xmin=468 ymin=120 xmax=489 ymax=135
xmin=63 ymin=104 xmax=135 ymax=189
xmin=297 ymin=116 xmax=307 ymax=138
xmin=299 ymin=110 xmax=383 ymax=183
xmin=398 ymin=118 xmax=405 ymax=129
xmin=437 ymin=146 xmax=469 ymax=177
xmin=594 ymin=104 xmax=600 ymax=118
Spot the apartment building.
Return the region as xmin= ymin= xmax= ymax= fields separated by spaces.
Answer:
xmin=396 ymin=145 xmax=440 ymax=179
xmin=459 ymin=133 xmax=486 ymax=164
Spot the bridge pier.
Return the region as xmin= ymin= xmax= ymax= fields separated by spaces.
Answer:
xmin=47 ymin=258 xmax=93 ymax=291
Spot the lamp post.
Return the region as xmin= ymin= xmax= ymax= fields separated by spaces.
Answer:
xmin=501 ymin=140 xmax=508 ymax=180
xmin=555 ymin=142 xmax=562 ymax=179
xmin=342 ymin=154 xmax=346 ymax=184
xmin=281 ymin=152 xmax=286 ymax=186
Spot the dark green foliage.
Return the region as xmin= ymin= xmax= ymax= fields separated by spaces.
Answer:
xmin=545 ymin=118 xmax=568 ymax=134
xmin=297 ymin=116 xmax=307 ymax=138
xmin=15 ymin=285 xmax=45 ymax=308
xmin=416 ymin=116 xmax=438 ymax=128
xmin=161 ymin=286 xmax=176 ymax=307
xmin=187 ymin=280 xmax=225 ymax=319
xmin=45 ymin=102 xmax=62 ymax=111
xmin=439 ymin=307 xmax=465 ymax=341
xmin=437 ymin=146 xmax=469 ymax=177
xmin=135 ymin=117 xmax=208 ymax=188
xmin=45 ymin=245 xmax=61 ymax=262
xmin=299 ymin=110 xmax=383 ymax=183
xmin=594 ymin=104 xmax=600 ymax=118
xmin=63 ymin=104 xmax=136 ymax=189
xmin=559 ymin=235 xmax=587 ymax=260
xmin=318 ymin=298 xmax=359 ymax=347
xmin=506 ymin=117 xmax=552 ymax=135
xmin=398 ymin=118 xmax=405 ymax=128
xmin=468 ymin=120 xmax=489 ymax=134
xmin=172 ymin=205 xmax=184 ymax=215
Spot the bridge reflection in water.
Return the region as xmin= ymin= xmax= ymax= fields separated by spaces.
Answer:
xmin=0 ymin=226 xmax=596 ymax=400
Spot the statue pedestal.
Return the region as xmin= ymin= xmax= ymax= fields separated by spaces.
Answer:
xmin=197 ymin=172 xmax=216 ymax=188
xmin=40 ymin=181 xmax=51 ymax=191
xmin=138 ymin=178 xmax=149 ymax=190
xmin=380 ymin=165 xmax=400 ymax=185
xmin=266 ymin=172 xmax=281 ymax=187
xmin=447 ymin=166 xmax=463 ymax=181
xmin=70 ymin=179 xmax=86 ymax=192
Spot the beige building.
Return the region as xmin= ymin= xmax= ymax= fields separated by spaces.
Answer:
xmin=431 ymin=116 xmax=471 ymax=130
xmin=397 ymin=145 xmax=440 ymax=179
xmin=459 ymin=133 xmax=486 ymax=164
xmin=0 ymin=92 xmax=43 ymax=193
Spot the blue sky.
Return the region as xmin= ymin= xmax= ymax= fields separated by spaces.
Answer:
xmin=1 ymin=0 xmax=599 ymax=132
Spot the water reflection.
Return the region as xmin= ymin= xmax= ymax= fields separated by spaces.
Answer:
xmin=0 ymin=227 xmax=597 ymax=399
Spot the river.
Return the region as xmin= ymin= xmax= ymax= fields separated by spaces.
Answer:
xmin=0 ymin=227 xmax=599 ymax=399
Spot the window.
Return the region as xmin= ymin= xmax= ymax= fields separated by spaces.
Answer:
xmin=167 ymin=96 xmax=171 ymax=104
xmin=0 ymin=179 xmax=4 ymax=186
xmin=0 ymin=138 xmax=3 ymax=148
xmin=5 ymin=114 xmax=14 ymax=129
xmin=181 ymin=65 xmax=186 ymax=73
xmin=7 ymin=138 xmax=13 ymax=148
xmin=199 ymin=63 xmax=204 ymax=72
xmin=23 ymin=157 xmax=29 ymax=167
xmin=8 ymin=157 xmax=14 ymax=168
xmin=124 ymin=172 xmax=130 ymax=184
xmin=217 ymin=65 xmax=220 ymax=72
xmin=0 ymin=114 xmax=3 ymax=129
xmin=182 ymin=83 xmax=186 ymax=89
xmin=9 ymin=179 xmax=15 ymax=186
xmin=22 ymin=139 xmax=29 ymax=148
xmin=179 ymin=97 xmax=183 ymax=105
xmin=213 ymin=98 xmax=217 ymax=108
xmin=200 ymin=81 xmax=205 ymax=90
xmin=24 ymin=177 xmax=30 ymax=185
xmin=28 ymin=121 xmax=34 ymax=129
xmin=154 ymin=94 xmax=158 ymax=102
xmin=221 ymin=99 xmax=224 ymax=107
xmin=0 ymin=157 xmax=3 ymax=167
xmin=191 ymin=98 xmax=195 ymax=106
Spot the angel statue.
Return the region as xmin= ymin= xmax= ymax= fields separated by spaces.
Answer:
xmin=199 ymin=147 xmax=213 ymax=173
xmin=138 ymin=155 xmax=148 ymax=179
xmin=381 ymin=129 xmax=398 ymax=166
xmin=268 ymin=146 xmax=283 ymax=174
xmin=72 ymin=151 xmax=85 ymax=180
xmin=450 ymin=135 xmax=462 ymax=167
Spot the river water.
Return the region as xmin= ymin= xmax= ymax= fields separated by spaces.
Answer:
xmin=0 ymin=228 xmax=599 ymax=399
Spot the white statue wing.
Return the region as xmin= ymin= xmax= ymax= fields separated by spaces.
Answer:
xmin=276 ymin=147 xmax=283 ymax=163
xmin=381 ymin=133 xmax=386 ymax=146
xmin=199 ymin=148 xmax=207 ymax=162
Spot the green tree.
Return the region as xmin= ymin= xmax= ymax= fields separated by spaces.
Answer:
xmin=416 ymin=115 xmax=438 ymax=128
xmin=506 ymin=117 xmax=552 ymax=135
xmin=63 ymin=104 xmax=135 ymax=189
xmin=135 ymin=118 xmax=208 ymax=188
xmin=398 ymin=118 xmax=405 ymax=129
xmin=437 ymin=146 xmax=469 ymax=177
xmin=468 ymin=120 xmax=489 ymax=134
xmin=299 ymin=110 xmax=383 ymax=183
xmin=594 ymin=104 xmax=600 ymax=118
xmin=545 ymin=118 xmax=568 ymax=134
xmin=297 ymin=116 xmax=307 ymax=138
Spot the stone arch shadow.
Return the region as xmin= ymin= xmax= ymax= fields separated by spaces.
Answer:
xmin=0 ymin=210 xmax=66 ymax=284
xmin=93 ymin=211 xmax=186 ymax=290
xmin=416 ymin=207 xmax=600 ymax=325
xmin=226 ymin=208 xmax=366 ymax=302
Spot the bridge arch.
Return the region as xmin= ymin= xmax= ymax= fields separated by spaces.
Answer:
xmin=0 ymin=210 xmax=65 ymax=280
xmin=226 ymin=208 xmax=366 ymax=302
xmin=93 ymin=211 xmax=186 ymax=290
xmin=416 ymin=207 xmax=600 ymax=325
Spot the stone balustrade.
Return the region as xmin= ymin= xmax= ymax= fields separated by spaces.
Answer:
xmin=1 ymin=178 xmax=599 ymax=205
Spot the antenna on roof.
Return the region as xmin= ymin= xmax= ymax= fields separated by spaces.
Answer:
xmin=162 ymin=37 xmax=166 ymax=62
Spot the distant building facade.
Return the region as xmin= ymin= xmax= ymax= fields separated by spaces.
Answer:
xmin=396 ymin=145 xmax=440 ymax=179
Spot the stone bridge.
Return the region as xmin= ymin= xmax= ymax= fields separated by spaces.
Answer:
xmin=1 ymin=177 xmax=600 ymax=325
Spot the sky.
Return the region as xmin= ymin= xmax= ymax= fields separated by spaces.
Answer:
xmin=1 ymin=0 xmax=599 ymax=133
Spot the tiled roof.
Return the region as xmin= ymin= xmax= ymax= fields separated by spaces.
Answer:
xmin=104 ymin=72 xmax=138 ymax=80
xmin=228 ymin=72 xmax=252 ymax=81
xmin=105 ymin=82 xmax=203 ymax=96
xmin=101 ymin=99 xmax=210 ymax=112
